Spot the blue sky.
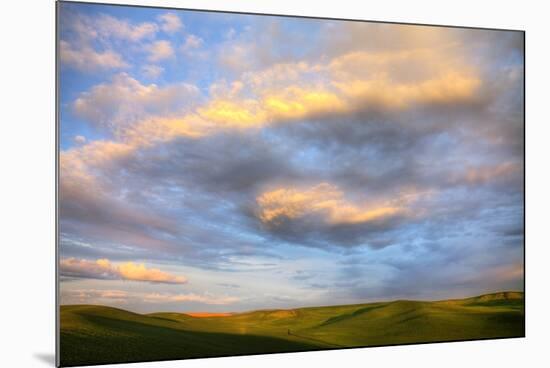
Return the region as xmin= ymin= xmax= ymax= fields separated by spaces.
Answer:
xmin=58 ymin=2 xmax=524 ymax=313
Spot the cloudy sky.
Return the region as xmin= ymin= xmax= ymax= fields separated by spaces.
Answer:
xmin=58 ymin=2 xmax=524 ymax=313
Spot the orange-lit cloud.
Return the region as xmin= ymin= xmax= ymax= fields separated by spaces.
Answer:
xmin=262 ymin=86 xmax=348 ymax=120
xmin=256 ymin=183 xmax=419 ymax=226
xmin=117 ymin=262 xmax=187 ymax=284
xmin=332 ymin=72 xmax=480 ymax=109
xmin=60 ymin=258 xmax=187 ymax=284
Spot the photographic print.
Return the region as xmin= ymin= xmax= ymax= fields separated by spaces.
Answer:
xmin=57 ymin=1 xmax=525 ymax=366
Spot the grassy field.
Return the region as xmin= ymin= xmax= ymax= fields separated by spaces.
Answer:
xmin=60 ymin=291 xmax=524 ymax=366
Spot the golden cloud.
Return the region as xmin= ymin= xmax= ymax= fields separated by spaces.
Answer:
xmin=117 ymin=262 xmax=187 ymax=284
xmin=197 ymin=99 xmax=266 ymax=128
xmin=333 ymin=72 xmax=480 ymax=109
xmin=60 ymin=258 xmax=187 ymax=284
xmin=256 ymin=183 xmax=417 ymax=226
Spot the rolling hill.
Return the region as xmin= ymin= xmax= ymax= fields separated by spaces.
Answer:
xmin=59 ymin=291 xmax=524 ymax=366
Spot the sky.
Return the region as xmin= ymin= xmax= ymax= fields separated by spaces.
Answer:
xmin=58 ymin=2 xmax=524 ymax=313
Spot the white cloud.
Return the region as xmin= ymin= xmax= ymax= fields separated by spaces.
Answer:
xmin=181 ymin=34 xmax=203 ymax=52
xmin=59 ymin=13 xmax=160 ymax=72
xmin=157 ymin=13 xmax=183 ymax=33
xmin=73 ymin=135 xmax=86 ymax=144
xmin=60 ymin=289 xmax=239 ymax=306
xmin=60 ymin=40 xmax=128 ymax=71
xmin=141 ymin=64 xmax=164 ymax=79
xmin=218 ymin=43 xmax=255 ymax=73
xmin=72 ymin=72 xmax=200 ymax=130
xmin=142 ymin=292 xmax=239 ymax=305
xmin=61 ymin=289 xmax=130 ymax=304
xmin=95 ymin=14 xmax=158 ymax=41
xmin=146 ymin=40 xmax=174 ymax=62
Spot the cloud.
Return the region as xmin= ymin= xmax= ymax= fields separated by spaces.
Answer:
xmin=118 ymin=262 xmax=187 ymax=284
xmin=59 ymin=129 xmax=300 ymax=266
xmin=146 ymin=40 xmax=174 ymax=62
xmin=66 ymin=25 xmax=485 ymax=147
xmin=257 ymin=183 xmax=417 ymax=226
xmin=116 ymin=63 xmax=478 ymax=142
xmin=60 ymin=289 xmax=239 ymax=306
xmin=181 ymin=34 xmax=203 ymax=52
xmin=73 ymin=135 xmax=86 ymax=144
xmin=218 ymin=43 xmax=255 ymax=73
xmin=58 ymin=10 xmax=158 ymax=72
xmin=142 ymin=292 xmax=239 ymax=305
xmin=253 ymin=182 xmax=433 ymax=249
xmin=60 ymin=40 xmax=128 ymax=71
xmin=94 ymin=14 xmax=158 ymax=41
xmin=215 ymin=19 xmax=314 ymax=74
xmin=338 ymin=252 xmax=524 ymax=302
xmin=157 ymin=13 xmax=183 ymax=33
xmin=61 ymin=289 xmax=130 ymax=304
xmin=461 ymin=162 xmax=522 ymax=186
xmin=232 ymin=85 xmax=349 ymax=124
xmin=332 ymin=71 xmax=480 ymax=109
xmin=72 ymin=73 xmax=200 ymax=130
xmin=61 ymin=140 xmax=133 ymax=171
xmin=61 ymin=57 xmax=521 ymax=252
xmin=60 ymin=258 xmax=118 ymax=280
xmin=148 ymin=49 xmax=479 ymax=133
xmin=61 ymin=44 xmax=521 ymax=255
xmin=60 ymin=258 xmax=187 ymax=284
xmin=141 ymin=64 xmax=164 ymax=79
xmin=60 ymin=140 xmax=183 ymax=253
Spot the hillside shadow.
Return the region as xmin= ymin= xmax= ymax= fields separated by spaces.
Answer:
xmin=61 ymin=312 xmax=324 ymax=366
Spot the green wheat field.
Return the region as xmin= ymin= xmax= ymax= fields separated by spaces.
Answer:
xmin=59 ymin=291 xmax=524 ymax=366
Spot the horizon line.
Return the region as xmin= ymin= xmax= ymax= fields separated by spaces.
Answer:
xmin=60 ymin=289 xmax=525 ymax=316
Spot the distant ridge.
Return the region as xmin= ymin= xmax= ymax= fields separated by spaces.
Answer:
xmin=438 ymin=291 xmax=524 ymax=305
xmin=467 ymin=291 xmax=524 ymax=302
xmin=185 ymin=312 xmax=234 ymax=318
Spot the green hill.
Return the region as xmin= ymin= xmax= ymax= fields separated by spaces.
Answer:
xmin=60 ymin=291 xmax=524 ymax=366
